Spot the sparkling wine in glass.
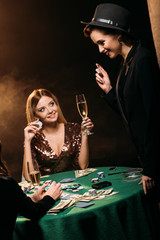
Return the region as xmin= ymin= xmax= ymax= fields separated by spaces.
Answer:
xmin=27 ymin=161 xmax=40 ymax=186
xmin=29 ymin=170 xmax=40 ymax=186
xmin=76 ymin=94 xmax=93 ymax=135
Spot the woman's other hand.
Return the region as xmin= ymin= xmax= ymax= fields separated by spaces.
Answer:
xmin=43 ymin=181 xmax=62 ymax=201
xmin=24 ymin=119 xmax=42 ymax=142
xmin=139 ymin=175 xmax=155 ymax=195
xmin=95 ymin=63 xmax=112 ymax=94
xmin=30 ymin=182 xmax=49 ymax=202
xmin=31 ymin=181 xmax=62 ymax=202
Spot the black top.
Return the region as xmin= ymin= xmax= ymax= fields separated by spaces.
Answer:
xmin=0 ymin=176 xmax=55 ymax=240
xmin=103 ymin=42 xmax=160 ymax=178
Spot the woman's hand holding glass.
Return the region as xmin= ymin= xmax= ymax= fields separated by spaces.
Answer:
xmin=81 ymin=117 xmax=94 ymax=136
xmin=95 ymin=63 xmax=112 ymax=94
xmin=76 ymin=94 xmax=94 ymax=135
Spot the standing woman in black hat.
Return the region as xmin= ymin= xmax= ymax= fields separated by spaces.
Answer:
xmin=81 ymin=3 xmax=160 ymax=202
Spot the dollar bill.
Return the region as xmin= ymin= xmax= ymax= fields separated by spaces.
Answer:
xmin=75 ymin=168 xmax=97 ymax=178
xmin=48 ymin=188 xmax=119 ymax=214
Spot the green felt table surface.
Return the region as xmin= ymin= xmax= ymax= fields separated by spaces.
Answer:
xmin=13 ymin=166 xmax=160 ymax=240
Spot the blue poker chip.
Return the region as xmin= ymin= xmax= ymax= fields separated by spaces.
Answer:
xmin=97 ymin=172 xmax=105 ymax=179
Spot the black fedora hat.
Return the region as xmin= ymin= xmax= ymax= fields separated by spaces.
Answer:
xmin=81 ymin=3 xmax=133 ymax=35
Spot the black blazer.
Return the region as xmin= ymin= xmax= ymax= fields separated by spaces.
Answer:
xmin=103 ymin=42 xmax=160 ymax=178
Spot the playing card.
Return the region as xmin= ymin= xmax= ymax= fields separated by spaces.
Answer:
xmin=74 ymin=202 xmax=95 ymax=208
xmin=59 ymin=178 xmax=76 ymax=183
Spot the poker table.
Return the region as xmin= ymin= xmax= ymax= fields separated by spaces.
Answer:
xmin=13 ymin=166 xmax=160 ymax=240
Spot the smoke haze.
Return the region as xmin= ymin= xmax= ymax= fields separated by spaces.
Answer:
xmin=0 ymin=0 xmax=152 ymax=181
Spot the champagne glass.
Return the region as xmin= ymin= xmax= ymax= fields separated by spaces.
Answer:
xmin=27 ymin=162 xmax=41 ymax=186
xmin=76 ymin=94 xmax=93 ymax=135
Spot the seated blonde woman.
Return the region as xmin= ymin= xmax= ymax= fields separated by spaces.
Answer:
xmin=23 ymin=89 xmax=94 ymax=181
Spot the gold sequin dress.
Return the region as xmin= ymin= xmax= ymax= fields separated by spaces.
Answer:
xmin=31 ymin=122 xmax=81 ymax=176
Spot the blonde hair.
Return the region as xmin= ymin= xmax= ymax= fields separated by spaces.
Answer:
xmin=26 ymin=89 xmax=67 ymax=124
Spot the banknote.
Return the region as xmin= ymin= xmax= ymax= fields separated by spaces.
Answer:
xmin=48 ymin=188 xmax=119 ymax=214
xmin=48 ymin=199 xmax=76 ymax=213
xmin=75 ymin=168 xmax=97 ymax=178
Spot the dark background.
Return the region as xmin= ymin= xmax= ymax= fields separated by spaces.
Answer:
xmin=0 ymin=0 xmax=155 ymax=181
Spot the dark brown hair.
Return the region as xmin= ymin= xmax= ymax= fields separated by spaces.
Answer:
xmin=0 ymin=141 xmax=9 ymax=176
xmin=83 ymin=24 xmax=138 ymax=47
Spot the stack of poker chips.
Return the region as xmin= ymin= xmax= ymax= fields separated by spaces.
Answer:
xmin=61 ymin=183 xmax=83 ymax=192
xmin=91 ymin=171 xmax=105 ymax=183
xmin=88 ymin=189 xmax=97 ymax=196
xmin=23 ymin=184 xmax=32 ymax=193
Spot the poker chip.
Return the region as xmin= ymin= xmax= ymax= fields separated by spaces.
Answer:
xmin=37 ymin=120 xmax=43 ymax=128
xmin=72 ymin=189 xmax=79 ymax=192
xmin=45 ymin=180 xmax=52 ymax=184
xmin=97 ymin=172 xmax=105 ymax=179
xmin=91 ymin=178 xmax=99 ymax=183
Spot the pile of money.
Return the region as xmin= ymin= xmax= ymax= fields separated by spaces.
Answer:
xmin=48 ymin=188 xmax=119 ymax=214
xmin=75 ymin=168 xmax=97 ymax=178
xmin=82 ymin=188 xmax=118 ymax=201
xmin=48 ymin=199 xmax=76 ymax=214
